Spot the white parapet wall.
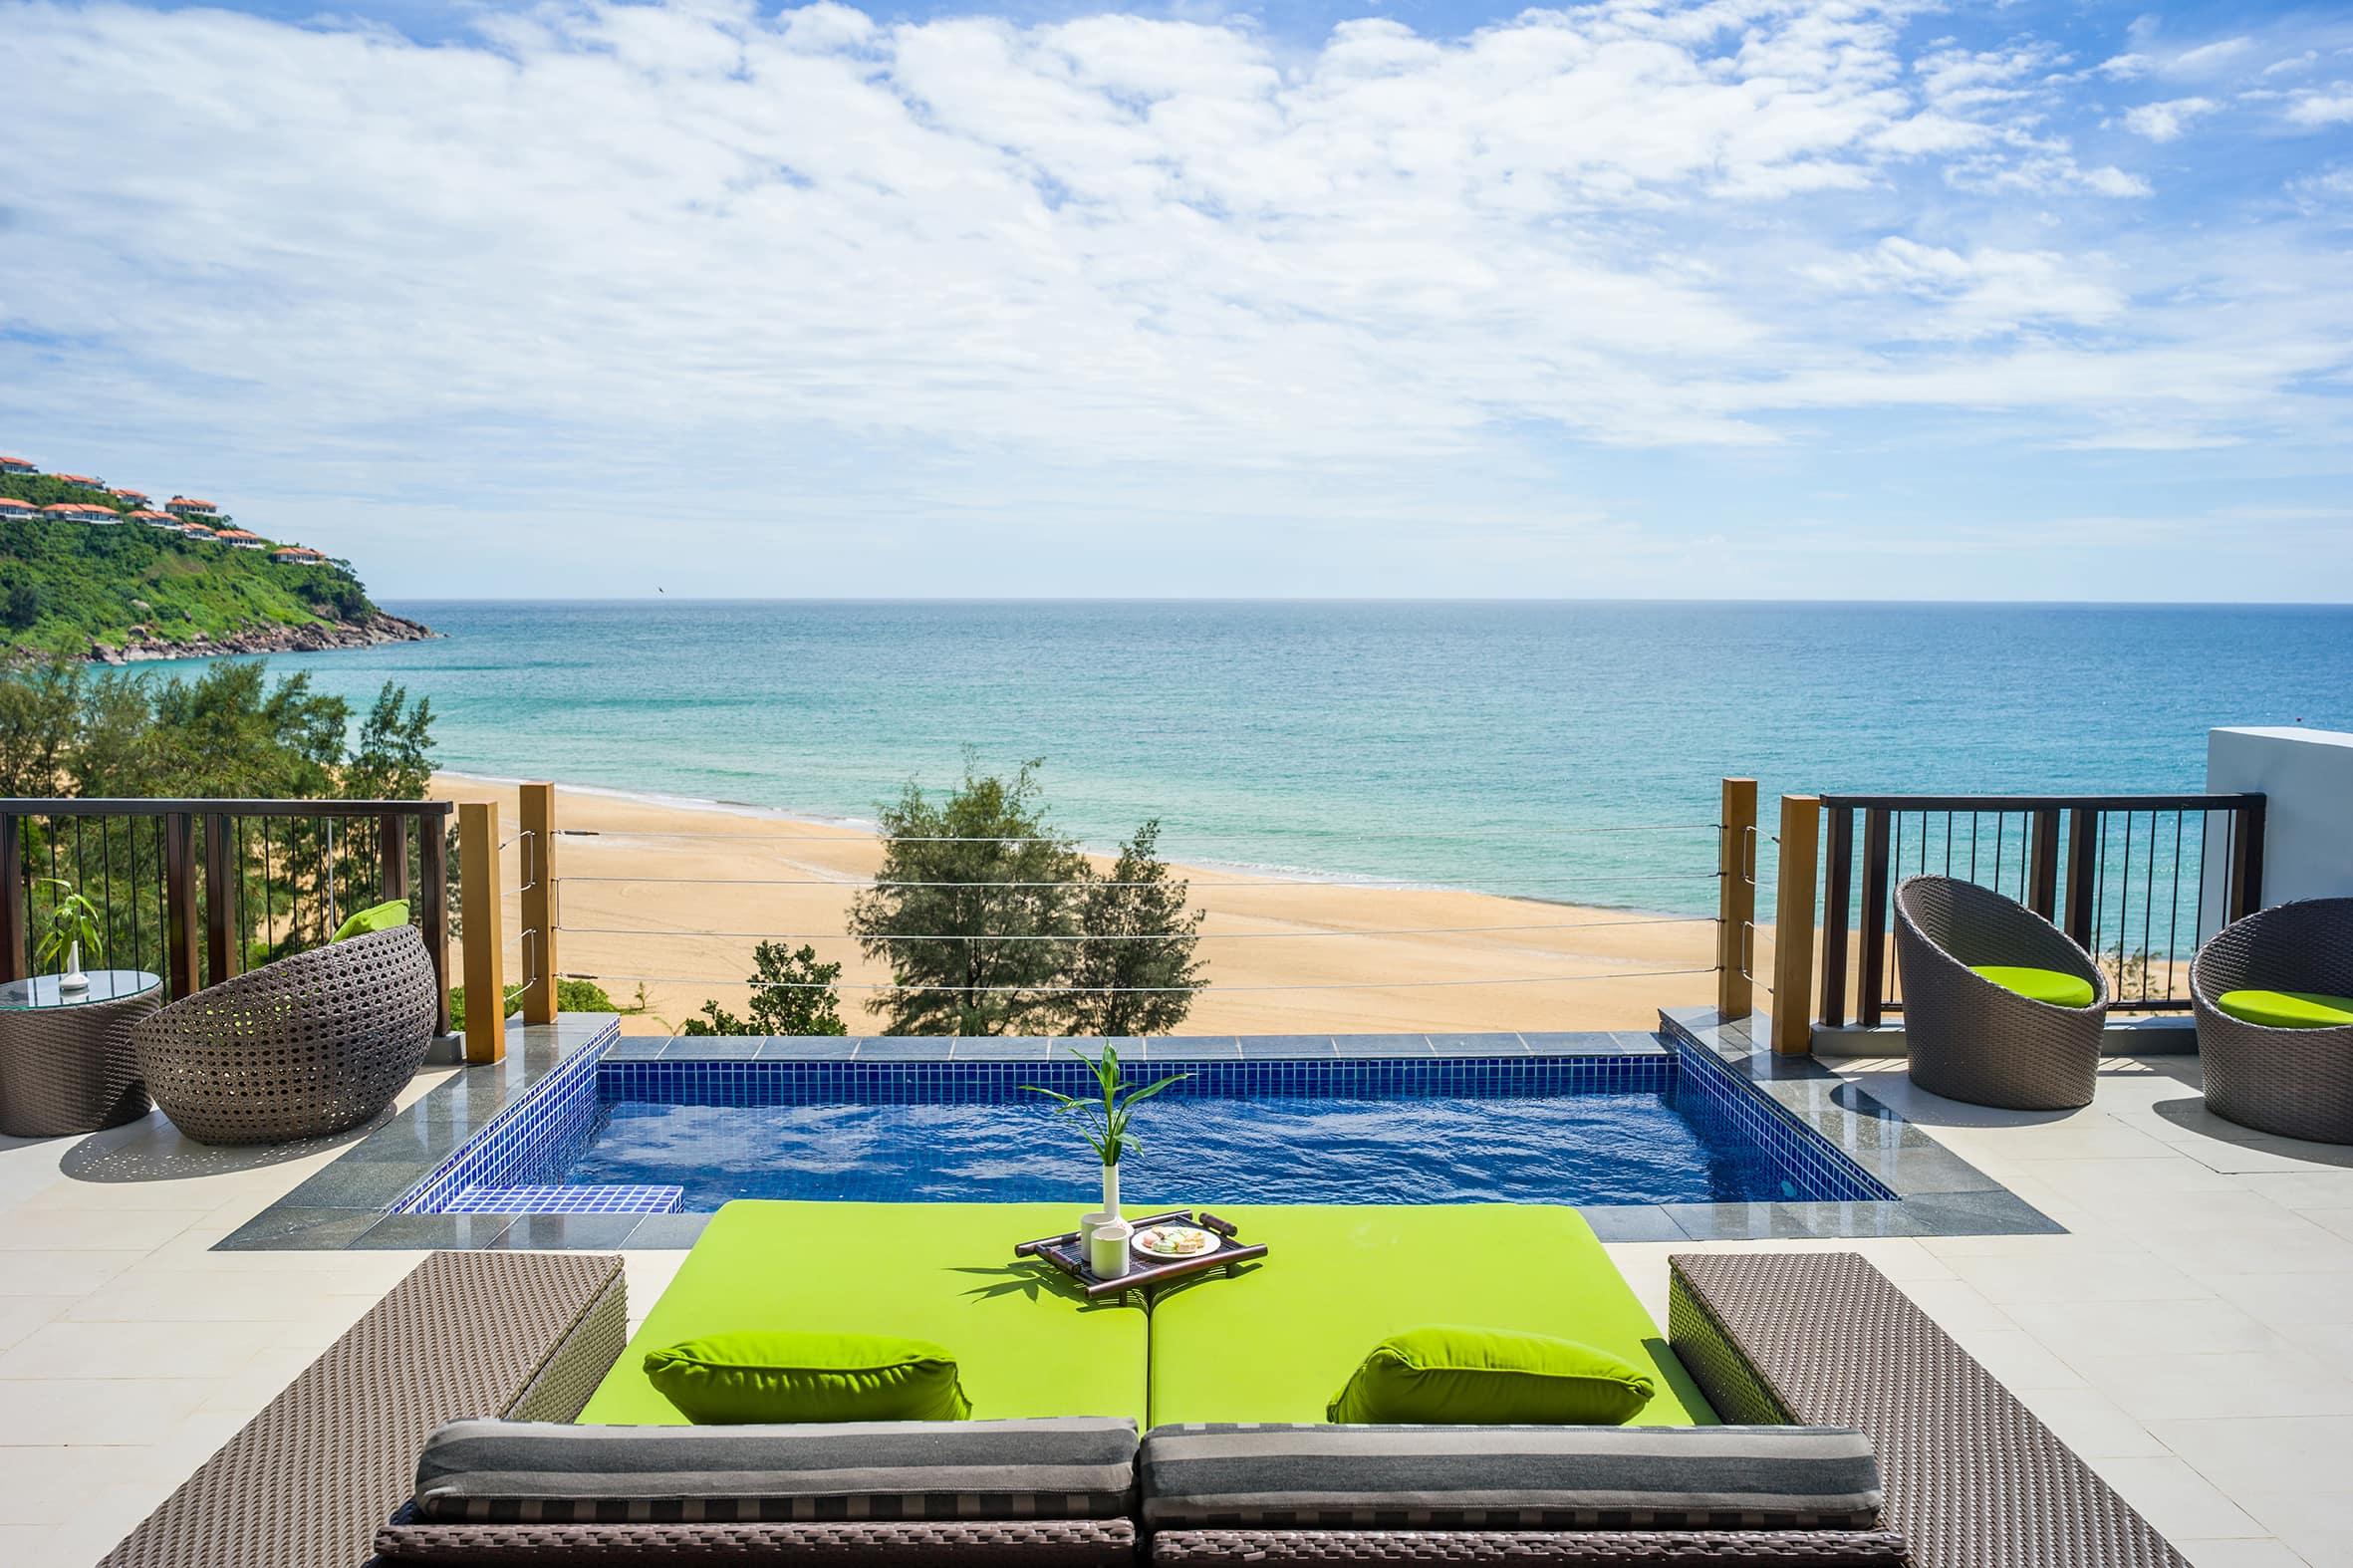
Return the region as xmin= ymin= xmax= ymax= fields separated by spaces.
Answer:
xmin=2207 ymin=726 xmax=2353 ymax=906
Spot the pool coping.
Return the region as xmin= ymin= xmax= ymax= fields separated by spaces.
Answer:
xmin=216 ymin=1014 xmax=2054 ymax=1250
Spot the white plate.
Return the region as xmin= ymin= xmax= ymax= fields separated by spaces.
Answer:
xmin=1133 ymin=1224 xmax=1219 ymax=1260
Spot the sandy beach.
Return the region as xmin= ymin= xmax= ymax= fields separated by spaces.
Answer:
xmin=433 ymin=774 xmax=1720 ymax=1036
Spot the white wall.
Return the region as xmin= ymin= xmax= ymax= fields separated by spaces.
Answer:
xmin=2207 ymin=727 xmax=2353 ymax=907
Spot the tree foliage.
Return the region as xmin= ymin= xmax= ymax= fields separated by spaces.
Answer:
xmin=848 ymin=759 xmax=1205 ymax=1036
xmin=683 ymin=941 xmax=849 ymax=1036
xmin=1063 ymin=820 xmax=1206 ymax=1037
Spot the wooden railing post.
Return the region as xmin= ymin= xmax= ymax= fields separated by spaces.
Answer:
xmin=2028 ymin=809 xmax=2060 ymax=919
xmin=1716 ymin=778 xmax=1756 ymax=1021
xmin=379 ymin=813 xmax=410 ymax=904
xmin=1817 ymin=805 xmax=1853 ymax=1030
xmin=201 ymin=812 xmax=237 ymax=989
xmin=0 ymin=813 xmax=25 ymax=984
xmin=2063 ymin=807 xmax=2097 ymax=950
xmin=1771 ymin=795 xmax=1819 ymax=1055
xmin=419 ymin=814 xmax=451 ymax=1036
xmin=458 ymin=800 xmax=505 ymax=1064
xmin=163 ymin=811 xmax=200 ymax=999
xmin=2229 ymin=796 xmax=2266 ymax=921
xmin=1857 ymin=808 xmax=1892 ymax=1028
xmin=519 ymin=783 xmax=559 ymax=1025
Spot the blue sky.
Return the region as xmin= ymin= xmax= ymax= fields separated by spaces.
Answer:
xmin=2 ymin=0 xmax=2350 ymax=600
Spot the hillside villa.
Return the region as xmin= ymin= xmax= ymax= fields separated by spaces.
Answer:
xmin=47 ymin=470 xmax=103 ymax=487
xmin=270 ymin=545 xmax=327 ymax=564
xmin=111 ymin=486 xmax=150 ymax=505
xmin=166 ymin=495 xmax=221 ymax=519
xmin=131 ymin=509 xmax=180 ymax=527
xmin=0 ymin=496 xmax=35 ymax=518
xmin=0 ymin=454 xmax=35 ymax=474
xmin=214 ymin=528 xmax=268 ymax=550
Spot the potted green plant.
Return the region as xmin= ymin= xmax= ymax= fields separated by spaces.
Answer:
xmin=32 ymin=878 xmax=104 ymax=995
xmin=1024 ymin=1042 xmax=1189 ymax=1224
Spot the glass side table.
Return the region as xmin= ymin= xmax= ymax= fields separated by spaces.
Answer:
xmin=0 ymin=969 xmax=162 ymax=1137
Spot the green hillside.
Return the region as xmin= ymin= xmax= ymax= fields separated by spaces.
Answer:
xmin=1 ymin=475 xmax=427 ymax=660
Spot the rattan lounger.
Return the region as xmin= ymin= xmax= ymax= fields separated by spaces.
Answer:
xmin=96 ymin=1250 xmax=626 ymax=1568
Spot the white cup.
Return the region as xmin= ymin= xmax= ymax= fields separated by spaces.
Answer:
xmin=1088 ymin=1217 xmax=1134 ymax=1279
xmin=1078 ymin=1211 xmax=1114 ymax=1253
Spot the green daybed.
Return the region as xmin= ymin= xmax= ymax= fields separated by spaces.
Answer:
xmin=577 ymin=1199 xmax=1151 ymax=1427
xmin=1146 ymin=1203 xmax=1715 ymax=1427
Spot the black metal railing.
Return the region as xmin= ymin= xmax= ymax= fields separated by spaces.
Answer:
xmin=0 ymin=798 xmax=453 ymax=1027
xmin=1816 ymin=793 xmax=2264 ymax=1025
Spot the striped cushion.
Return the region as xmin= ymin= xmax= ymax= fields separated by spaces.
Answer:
xmin=412 ymin=1417 xmax=1138 ymax=1523
xmin=1139 ymin=1424 xmax=1881 ymax=1529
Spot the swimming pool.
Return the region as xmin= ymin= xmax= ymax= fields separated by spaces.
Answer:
xmin=394 ymin=1035 xmax=1894 ymax=1216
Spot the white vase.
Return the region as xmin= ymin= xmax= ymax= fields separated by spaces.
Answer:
xmin=59 ymin=941 xmax=89 ymax=995
xmin=1101 ymin=1163 xmax=1121 ymax=1221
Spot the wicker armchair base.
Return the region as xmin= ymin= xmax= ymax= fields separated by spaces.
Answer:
xmin=2192 ymin=898 xmax=2353 ymax=1145
xmin=1895 ymin=876 xmax=2108 ymax=1112
xmin=374 ymin=1518 xmax=1140 ymax=1564
xmin=1149 ymin=1529 xmax=1909 ymax=1564
xmin=132 ymin=923 xmax=437 ymax=1144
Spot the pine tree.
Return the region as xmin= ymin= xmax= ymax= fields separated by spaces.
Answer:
xmin=1061 ymin=819 xmax=1205 ymax=1036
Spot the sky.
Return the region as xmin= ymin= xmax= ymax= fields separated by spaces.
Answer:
xmin=2 ymin=0 xmax=2350 ymax=601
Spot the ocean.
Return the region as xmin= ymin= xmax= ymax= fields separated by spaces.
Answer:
xmin=205 ymin=600 xmax=2353 ymax=916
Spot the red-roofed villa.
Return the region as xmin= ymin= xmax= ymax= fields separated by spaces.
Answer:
xmin=167 ymin=496 xmax=221 ymax=518
xmin=0 ymin=496 xmax=36 ymax=517
xmin=214 ymin=529 xmax=268 ymax=550
xmin=0 ymin=455 xmax=35 ymax=475
xmin=50 ymin=472 xmax=103 ymax=488
xmin=131 ymin=509 xmax=179 ymax=527
xmin=111 ymin=487 xmax=150 ymax=505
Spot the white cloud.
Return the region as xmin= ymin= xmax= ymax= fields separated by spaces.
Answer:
xmin=2122 ymin=97 xmax=2219 ymax=141
xmin=2288 ymin=88 xmax=2353 ymax=127
xmin=0 ymin=0 xmax=2346 ymax=596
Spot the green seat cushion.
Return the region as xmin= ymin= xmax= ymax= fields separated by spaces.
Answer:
xmin=1326 ymin=1325 xmax=1656 ymax=1426
xmin=332 ymin=900 xmax=410 ymax=941
xmin=1147 ymin=1205 xmax=1713 ymax=1428
xmin=578 ymin=1201 xmax=1148 ymax=1427
xmin=1968 ymin=964 xmax=2095 ymax=1008
xmin=645 ymin=1331 xmax=972 ymax=1424
xmin=2216 ymin=989 xmax=2353 ymax=1029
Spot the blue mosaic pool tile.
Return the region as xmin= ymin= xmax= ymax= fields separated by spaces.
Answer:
xmin=1669 ymin=1037 xmax=1895 ymax=1203
xmin=443 ymin=1183 xmax=682 ymax=1215
xmin=393 ymin=1020 xmax=616 ymax=1214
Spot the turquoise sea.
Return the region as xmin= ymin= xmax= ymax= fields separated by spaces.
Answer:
xmin=218 ymin=600 xmax=2353 ymax=917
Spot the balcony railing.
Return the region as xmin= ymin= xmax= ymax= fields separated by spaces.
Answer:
xmin=0 ymin=798 xmax=454 ymax=1029
xmin=1813 ymin=793 xmax=2265 ymax=1027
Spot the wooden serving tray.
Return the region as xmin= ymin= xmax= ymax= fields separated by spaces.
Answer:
xmin=1014 ymin=1208 xmax=1268 ymax=1298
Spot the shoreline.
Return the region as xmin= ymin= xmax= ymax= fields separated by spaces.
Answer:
xmin=97 ymin=610 xmax=436 ymax=665
xmin=433 ymin=773 xmax=1718 ymax=1037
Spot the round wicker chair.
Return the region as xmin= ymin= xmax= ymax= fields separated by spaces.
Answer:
xmin=131 ymin=924 xmax=437 ymax=1145
xmin=1893 ymin=876 xmax=2109 ymax=1111
xmin=2192 ymin=898 xmax=2353 ymax=1145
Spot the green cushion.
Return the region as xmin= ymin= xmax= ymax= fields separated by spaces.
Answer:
xmin=1148 ymin=1205 xmax=1714 ymax=1428
xmin=2216 ymin=989 xmax=2353 ymax=1029
xmin=1326 ymin=1325 xmax=1655 ymax=1426
xmin=644 ymin=1330 xmax=971 ymax=1424
xmin=577 ymin=1201 xmax=1149 ymax=1427
xmin=332 ymin=900 xmax=410 ymax=941
xmin=1967 ymin=964 xmax=2095 ymax=1008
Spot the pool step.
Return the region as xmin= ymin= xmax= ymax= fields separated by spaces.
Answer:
xmin=441 ymin=1183 xmax=684 ymax=1216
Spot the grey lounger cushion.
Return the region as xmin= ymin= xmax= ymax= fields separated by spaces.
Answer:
xmin=1139 ymin=1424 xmax=1881 ymax=1529
xmin=414 ymin=1416 xmax=1138 ymax=1522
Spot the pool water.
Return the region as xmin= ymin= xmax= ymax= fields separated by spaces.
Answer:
xmin=569 ymin=1086 xmax=1800 ymax=1209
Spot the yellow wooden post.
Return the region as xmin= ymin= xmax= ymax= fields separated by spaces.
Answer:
xmin=519 ymin=783 xmax=559 ymax=1025
xmin=1772 ymin=794 xmax=1820 ymax=1055
xmin=458 ymin=800 xmax=506 ymax=1064
xmin=1716 ymin=778 xmax=1757 ymax=1021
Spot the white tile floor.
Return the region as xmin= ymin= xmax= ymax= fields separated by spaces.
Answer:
xmin=3 ymin=1051 xmax=2351 ymax=1566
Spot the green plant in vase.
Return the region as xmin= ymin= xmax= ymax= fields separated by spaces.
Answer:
xmin=32 ymin=878 xmax=104 ymax=993
xmin=1023 ymin=1042 xmax=1189 ymax=1221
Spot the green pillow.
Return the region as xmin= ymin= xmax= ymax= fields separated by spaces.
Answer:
xmin=332 ymin=900 xmax=410 ymax=941
xmin=644 ymin=1331 xmax=972 ymax=1424
xmin=1325 ymin=1325 xmax=1655 ymax=1426
xmin=2217 ymin=989 xmax=2353 ymax=1029
xmin=1967 ymin=964 xmax=2095 ymax=1008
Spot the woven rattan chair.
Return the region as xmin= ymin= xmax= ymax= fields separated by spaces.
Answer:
xmin=2192 ymin=897 xmax=2353 ymax=1144
xmin=1893 ymin=876 xmax=2108 ymax=1111
xmin=131 ymin=923 xmax=437 ymax=1145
